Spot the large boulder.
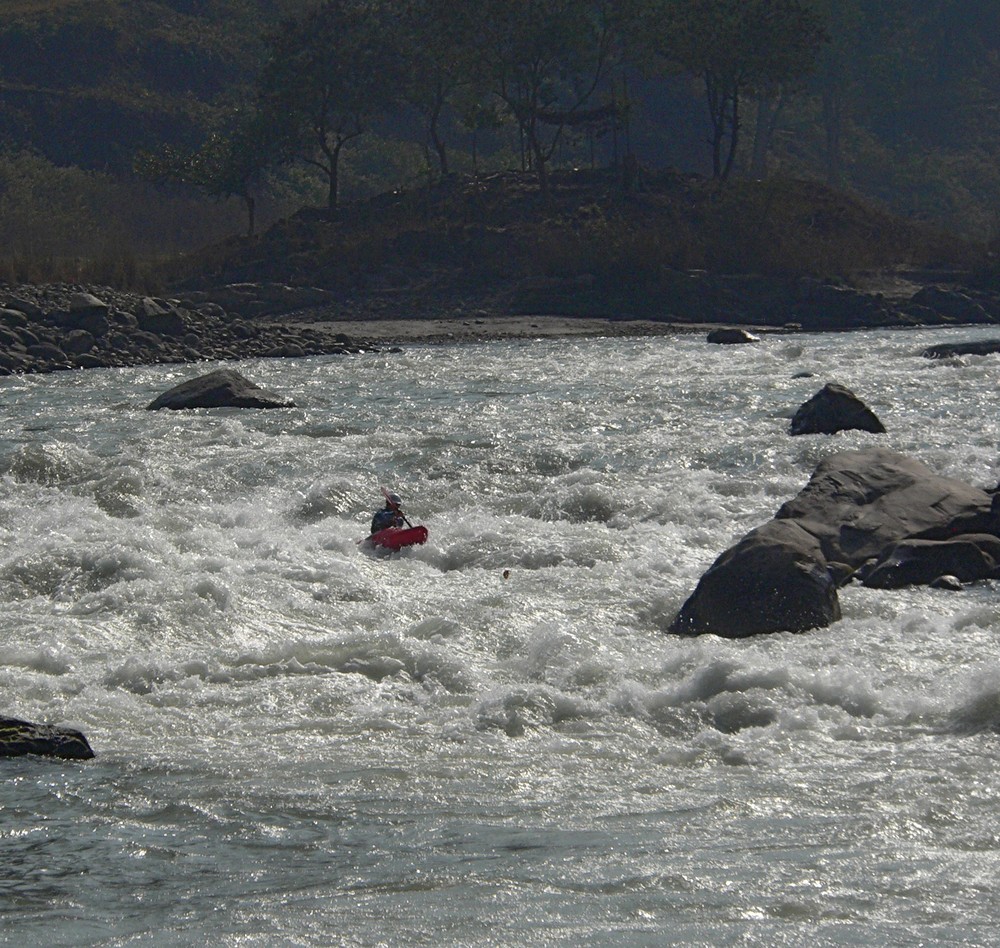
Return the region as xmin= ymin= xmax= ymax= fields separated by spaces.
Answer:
xmin=669 ymin=448 xmax=998 ymax=637
xmin=68 ymin=291 xmax=110 ymax=317
xmin=669 ymin=519 xmax=841 ymax=638
xmin=146 ymin=368 xmax=295 ymax=410
xmin=63 ymin=329 xmax=97 ymax=355
xmin=860 ymin=534 xmax=1000 ymax=589
xmin=908 ymin=285 xmax=990 ymax=324
xmin=790 ymin=383 xmax=886 ymax=436
xmin=59 ymin=292 xmax=112 ymax=335
xmin=775 ymin=448 xmax=994 ymax=567
xmin=136 ymin=298 xmax=188 ymax=336
xmin=0 ymin=717 xmax=94 ymax=760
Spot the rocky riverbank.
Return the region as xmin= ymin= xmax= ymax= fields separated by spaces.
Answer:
xmin=3 ymin=267 xmax=1000 ymax=376
xmin=0 ymin=282 xmax=377 ymax=376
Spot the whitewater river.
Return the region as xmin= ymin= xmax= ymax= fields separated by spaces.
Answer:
xmin=3 ymin=327 xmax=1000 ymax=946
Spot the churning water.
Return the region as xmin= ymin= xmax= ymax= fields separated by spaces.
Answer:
xmin=3 ymin=327 xmax=1000 ymax=946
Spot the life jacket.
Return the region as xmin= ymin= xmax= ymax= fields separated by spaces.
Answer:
xmin=371 ymin=507 xmax=402 ymax=533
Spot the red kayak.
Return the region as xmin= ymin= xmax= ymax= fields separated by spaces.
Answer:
xmin=368 ymin=525 xmax=429 ymax=551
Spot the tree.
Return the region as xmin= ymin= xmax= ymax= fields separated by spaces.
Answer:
xmin=643 ymin=0 xmax=827 ymax=180
xmin=395 ymin=0 xmax=481 ymax=178
xmin=259 ymin=0 xmax=401 ymax=215
xmin=136 ymin=110 xmax=277 ymax=236
xmin=480 ymin=0 xmax=616 ymax=197
xmin=805 ymin=1 xmax=903 ymax=189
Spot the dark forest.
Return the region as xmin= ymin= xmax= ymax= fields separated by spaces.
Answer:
xmin=1 ymin=0 xmax=997 ymax=287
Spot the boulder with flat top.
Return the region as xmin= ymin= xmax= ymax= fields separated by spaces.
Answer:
xmin=146 ymin=368 xmax=295 ymax=410
xmin=669 ymin=448 xmax=999 ymax=637
xmin=774 ymin=448 xmax=994 ymax=565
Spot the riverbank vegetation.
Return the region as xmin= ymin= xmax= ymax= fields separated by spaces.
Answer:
xmin=176 ymin=167 xmax=974 ymax=289
xmin=0 ymin=0 xmax=996 ymax=290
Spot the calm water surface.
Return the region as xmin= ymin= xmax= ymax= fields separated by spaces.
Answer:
xmin=2 ymin=328 xmax=1000 ymax=946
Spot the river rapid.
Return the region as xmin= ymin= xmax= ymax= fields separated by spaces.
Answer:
xmin=3 ymin=327 xmax=1000 ymax=946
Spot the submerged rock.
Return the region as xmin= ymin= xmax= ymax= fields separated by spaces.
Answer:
xmin=922 ymin=339 xmax=1000 ymax=359
xmin=146 ymin=368 xmax=295 ymax=410
xmin=930 ymin=574 xmax=964 ymax=591
xmin=790 ymin=382 xmax=886 ymax=436
xmin=0 ymin=717 xmax=95 ymax=760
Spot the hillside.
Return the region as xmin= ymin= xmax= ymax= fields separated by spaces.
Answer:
xmin=1 ymin=0 xmax=998 ymax=287
xmin=0 ymin=0 xmax=271 ymax=172
xmin=166 ymin=168 xmax=983 ymax=329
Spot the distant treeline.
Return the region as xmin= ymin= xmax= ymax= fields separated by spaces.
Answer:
xmin=0 ymin=0 xmax=997 ymax=273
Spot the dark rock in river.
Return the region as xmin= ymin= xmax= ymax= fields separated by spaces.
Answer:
xmin=669 ymin=519 xmax=842 ymax=638
xmin=860 ymin=534 xmax=1000 ymax=589
xmin=707 ymin=328 xmax=760 ymax=345
xmin=670 ymin=448 xmax=998 ymax=637
xmin=921 ymin=339 xmax=1000 ymax=359
xmin=775 ymin=448 xmax=993 ymax=566
xmin=0 ymin=717 xmax=95 ymax=760
xmin=789 ymin=382 xmax=886 ymax=436
xmin=930 ymin=574 xmax=964 ymax=591
xmin=147 ymin=368 xmax=295 ymax=410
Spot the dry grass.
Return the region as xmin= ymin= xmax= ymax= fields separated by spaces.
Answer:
xmin=140 ymin=169 xmax=990 ymax=294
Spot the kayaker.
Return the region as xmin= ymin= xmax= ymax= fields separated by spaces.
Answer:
xmin=371 ymin=491 xmax=406 ymax=533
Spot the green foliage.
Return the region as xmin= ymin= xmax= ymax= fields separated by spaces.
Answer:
xmin=135 ymin=109 xmax=282 ymax=235
xmin=0 ymin=147 xmax=301 ymax=286
xmin=259 ymin=0 xmax=404 ymax=213
xmin=0 ymin=0 xmax=270 ymax=172
xmin=478 ymin=0 xmax=616 ymax=195
xmin=395 ymin=0 xmax=483 ymax=176
xmin=635 ymin=0 xmax=827 ymax=179
xmin=1 ymin=0 xmax=997 ymax=279
xmin=170 ymin=169 xmax=975 ymax=307
xmin=519 ymin=170 xmax=976 ymax=293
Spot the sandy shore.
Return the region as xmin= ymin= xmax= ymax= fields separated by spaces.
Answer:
xmin=272 ymin=314 xmax=717 ymax=349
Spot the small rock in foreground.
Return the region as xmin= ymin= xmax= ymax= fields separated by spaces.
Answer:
xmin=0 ymin=717 xmax=95 ymax=760
xmin=146 ymin=368 xmax=295 ymax=410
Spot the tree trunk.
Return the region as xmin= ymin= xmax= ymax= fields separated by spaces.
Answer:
xmin=822 ymin=88 xmax=844 ymax=189
xmin=429 ymin=101 xmax=448 ymax=177
xmin=706 ymin=72 xmax=725 ymax=178
xmin=244 ymin=193 xmax=256 ymax=237
xmin=326 ymin=142 xmax=343 ymax=217
xmin=721 ymin=89 xmax=740 ymax=182
xmin=749 ymin=90 xmax=784 ymax=179
xmin=528 ymin=127 xmax=549 ymax=200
